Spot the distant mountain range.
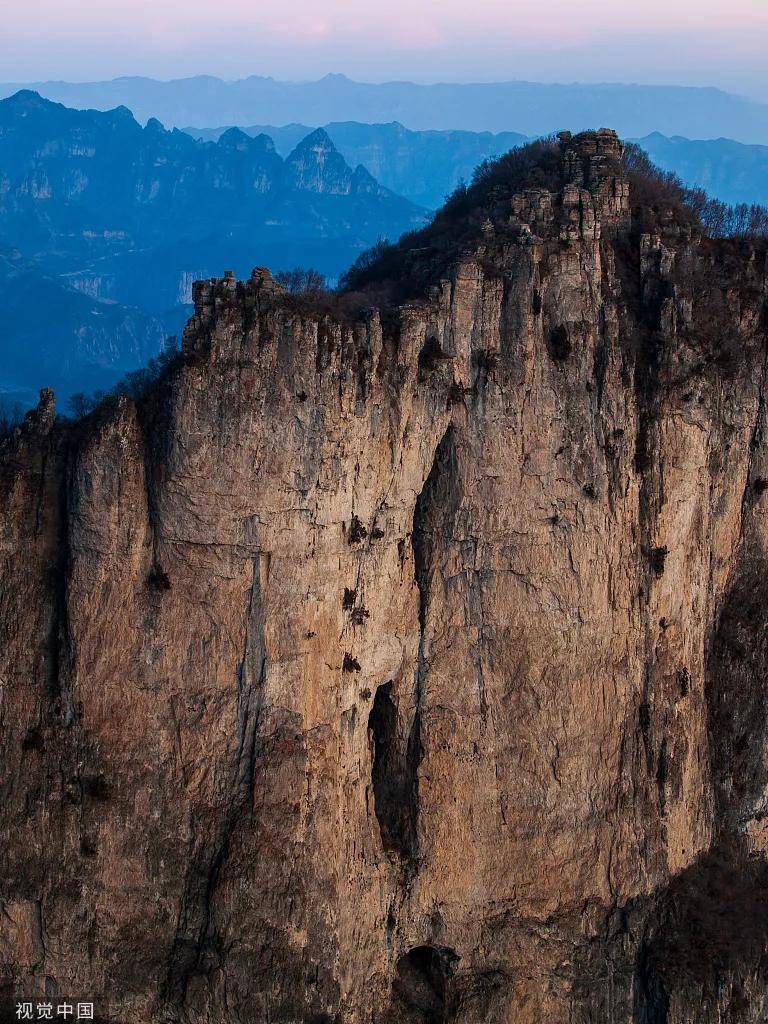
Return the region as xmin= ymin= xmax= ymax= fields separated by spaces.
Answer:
xmin=0 ymin=90 xmax=425 ymax=406
xmin=187 ymin=122 xmax=768 ymax=210
xmin=0 ymin=247 xmax=174 ymax=407
xmin=2 ymin=74 xmax=768 ymax=144
xmin=187 ymin=122 xmax=529 ymax=208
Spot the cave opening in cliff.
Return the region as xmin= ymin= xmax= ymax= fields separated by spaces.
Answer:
xmin=391 ymin=945 xmax=458 ymax=1024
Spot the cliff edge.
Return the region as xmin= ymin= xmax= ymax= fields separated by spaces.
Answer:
xmin=1 ymin=130 xmax=768 ymax=1023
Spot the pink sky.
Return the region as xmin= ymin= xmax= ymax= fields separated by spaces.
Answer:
xmin=3 ymin=0 xmax=768 ymax=99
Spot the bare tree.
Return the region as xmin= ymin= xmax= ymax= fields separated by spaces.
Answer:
xmin=275 ymin=267 xmax=325 ymax=294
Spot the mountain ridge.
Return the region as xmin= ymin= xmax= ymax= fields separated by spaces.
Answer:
xmin=185 ymin=120 xmax=768 ymax=210
xmin=3 ymin=74 xmax=768 ymax=141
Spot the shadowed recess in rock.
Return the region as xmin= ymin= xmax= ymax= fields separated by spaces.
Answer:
xmin=368 ymin=681 xmax=418 ymax=861
xmin=706 ymin=560 xmax=768 ymax=831
xmin=389 ymin=946 xmax=459 ymax=1024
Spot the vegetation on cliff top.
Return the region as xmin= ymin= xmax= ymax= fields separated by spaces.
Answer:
xmin=65 ymin=337 xmax=183 ymax=420
xmin=339 ymin=138 xmax=563 ymax=298
xmin=340 ymin=136 xmax=768 ymax=301
xmin=623 ymin=143 xmax=768 ymax=239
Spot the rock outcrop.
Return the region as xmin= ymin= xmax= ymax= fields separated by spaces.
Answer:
xmin=1 ymin=129 xmax=768 ymax=1023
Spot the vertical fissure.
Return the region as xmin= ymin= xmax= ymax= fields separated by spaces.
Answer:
xmin=49 ymin=444 xmax=73 ymax=714
xmin=162 ymin=551 xmax=269 ymax=1009
xmin=410 ymin=427 xmax=459 ymax=865
xmin=633 ymin=939 xmax=669 ymax=1024
xmin=367 ymin=428 xmax=458 ymax=872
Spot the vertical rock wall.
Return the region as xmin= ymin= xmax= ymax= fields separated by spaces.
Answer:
xmin=1 ymin=131 xmax=767 ymax=1022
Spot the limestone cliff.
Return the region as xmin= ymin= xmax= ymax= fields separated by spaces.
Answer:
xmin=1 ymin=130 xmax=768 ymax=1023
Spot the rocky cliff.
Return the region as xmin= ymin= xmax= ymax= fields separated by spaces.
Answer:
xmin=2 ymin=129 xmax=768 ymax=1023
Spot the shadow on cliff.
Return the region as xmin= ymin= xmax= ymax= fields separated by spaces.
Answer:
xmin=633 ymin=840 xmax=768 ymax=1022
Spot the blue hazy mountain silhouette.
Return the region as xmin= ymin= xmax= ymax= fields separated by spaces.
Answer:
xmin=2 ymin=74 xmax=768 ymax=143
xmin=187 ymin=121 xmax=768 ymax=211
xmin=0 ymin=91 xmax=426 ymax=406
xmin=3 ymin=86 xmax=768 ymax=409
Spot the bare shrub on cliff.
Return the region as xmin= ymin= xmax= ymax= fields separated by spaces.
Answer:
xmin=275 ymin=267 xmax=325 ymax=294
xmin=623 ymin=143 xmax=768 ymax=239
xmin=338 ymin=238 xmax=394 ymax=292
xmin=67 ymin=392 xmax=99 ymax=419
xmin=66 ymin=336 xmax=182 ymax=421
xmin=470 ymin=136 xmax=561 ymax=194
xmin=0 ymin=398 xmax=24 ymax=439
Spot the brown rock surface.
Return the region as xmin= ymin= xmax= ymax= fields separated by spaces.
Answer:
xmin=2 ymin=130 xmax=768 ymax=1022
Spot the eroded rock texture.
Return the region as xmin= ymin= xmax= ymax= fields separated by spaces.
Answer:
xmin=2 ymin=130 xmax=768 ymax=1022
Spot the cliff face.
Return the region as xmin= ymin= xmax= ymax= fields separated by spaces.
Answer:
xmin=2 ymin=130 xmax=768 ymax=1023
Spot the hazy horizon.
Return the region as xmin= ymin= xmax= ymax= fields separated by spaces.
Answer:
xmin=7 ymin=71 xmax=767 ymax=102
xmin=4 ymin=0 xmax=767 ymax=102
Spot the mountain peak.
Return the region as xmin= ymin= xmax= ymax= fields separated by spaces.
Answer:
xmin=5 ymin=88 xmax=44 ymax=103
xmin=2 ymin=89 xmax=59 ymax=113
xmin=0 ymin=90 xmax=141 ymax=134
xmin=291 ymin=127 xmax=336 ymax=152
xmin=284 ymin=128 xmax=356 ymax=194
xmin=111 ymin=104 xmax=135 ymax=120
xmin=350 ymin=163 xmax=382 ymax=196
xmin=217 ymin=126 xmax=252 ymax=150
